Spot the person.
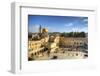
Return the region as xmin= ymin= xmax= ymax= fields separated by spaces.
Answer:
xmin=47 ymin=50 xmax=50 ymax=56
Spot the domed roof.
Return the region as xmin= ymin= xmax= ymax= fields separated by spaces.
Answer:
xmin=42 ymin=28 xmax=48 ymax=33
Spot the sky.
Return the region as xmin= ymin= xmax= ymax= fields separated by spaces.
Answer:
xmin=28 ymin=15 xmax=88 ymax=33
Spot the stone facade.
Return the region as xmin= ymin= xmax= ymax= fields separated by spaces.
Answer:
xmin=28 ymin=25 xmax=88 ymax=60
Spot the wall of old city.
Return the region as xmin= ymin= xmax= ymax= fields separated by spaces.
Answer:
xmin=59 ymin=37 xmax=87 ymax=47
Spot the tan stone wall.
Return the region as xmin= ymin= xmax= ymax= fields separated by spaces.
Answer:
xmin=59 ymin=37 xmax=87 ymax=46
xmin=28 ymin=40 xmax=42 ymax=51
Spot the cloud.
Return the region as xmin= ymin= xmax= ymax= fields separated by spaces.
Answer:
xmin=64 ymin=23 xmax=73 ymax=27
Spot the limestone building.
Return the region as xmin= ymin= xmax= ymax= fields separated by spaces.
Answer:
xmin=28 ymin=25 xmax=88 ymax=60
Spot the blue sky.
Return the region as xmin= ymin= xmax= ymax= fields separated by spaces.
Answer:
xmin=28 ymin=15 xmax=88 ymax=33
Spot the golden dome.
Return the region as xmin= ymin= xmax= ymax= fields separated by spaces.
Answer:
xmin=42 ymin=28 xmax=48 ymax=33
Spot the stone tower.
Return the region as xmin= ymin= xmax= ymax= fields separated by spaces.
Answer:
xmin=39 ymin=25 xmax=42 ymax=33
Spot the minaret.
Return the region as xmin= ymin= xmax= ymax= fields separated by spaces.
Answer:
xmin=39 ymin=25 xmax=42 ymax=33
